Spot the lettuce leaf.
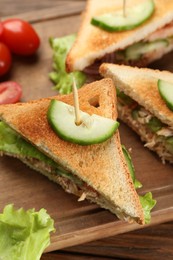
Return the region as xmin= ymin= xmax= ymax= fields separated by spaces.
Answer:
xmin=0 ymin=121 xmax=156 ymax=225
xmin=49 ymin=34 xmax=86 ymax=94
xmin=122 ymin=145 xmax=156 ymax=223
xmin=0 ymin=204 xmax=55 ymax=260
xmin=0 ymin=122 xmax=83 ymax=185
xmin=140 ymin=192 xmax=156 ymax=224
xmin=0 ymin=121 xmax=55 ymax=166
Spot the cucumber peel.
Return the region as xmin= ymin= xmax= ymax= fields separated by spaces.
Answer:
xmin=147 ymin=117 xmax=163 ymax=133
xmin=125 ymin=39 xmax=168 ymax=60
xmin=122 ymin=145 xmax=142 ymax=189
xmin=158 ymin=79 xmax=173 ymax=111
xmin=47 ymin=100 xmax=119 ymax=145
xmin=91 ymin=0 xmax=155 ymax=32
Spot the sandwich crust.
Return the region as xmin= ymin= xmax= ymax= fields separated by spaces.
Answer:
xmin=0 ymin=78 xmax=144 ymax=224
xmin=66 ymin=0 xmax=173 ymax=72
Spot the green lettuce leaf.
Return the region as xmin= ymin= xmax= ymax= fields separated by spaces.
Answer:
xmin=0 ymin=204 xmax=55 ymax=260
xmin=0 ymin=121 xmax=156 ymax=225
xmin=140 ymin=192 xmax=156 ymax=224
xmin=0 ymin=121 xmax=56 ymax=167
xmin=122 ymin=145 xmax=156 ymax=223
xmin=0 ymin=122 xmax=83 ymax=185
xmin=49 ymin=34 xmax=86 ymax=94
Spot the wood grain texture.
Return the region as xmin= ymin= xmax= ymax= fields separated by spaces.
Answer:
xmin=1 ymin=2 xmax=86 ymax=24
xmin=0 ymin=0 xmax=86 ymax=20
xmin=42 ymin=218 xmax=173 ymax=256
xmin=61 ymin=222 xmax=173 ymax=260
xmin=42 ymin=222 xmax=173 ymax=259
xmin=0 ymin=0 xmax=173 ymax=259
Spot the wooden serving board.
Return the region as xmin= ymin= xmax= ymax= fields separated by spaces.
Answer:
xmin=0 ymin=0 xmax=173 ymax=252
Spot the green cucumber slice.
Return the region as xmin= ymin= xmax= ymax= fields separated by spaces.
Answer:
xmin=117 ymin=91 xmax=134 ymax=105
xmin=47 ymin=100 xmax=119 ymax=145
xmin=165 ymin=137 xmax=173 ymax=154
xmin=122 ymin=145 xmax=142 ymax=189
xmin=158 ymin=79 xmax=173 ymax=111
xmin=122 ymin=145 xmax=135 ymax=183
xmin=147 ymin=117 xmax=163 ymax=133
xmin=91 ymin=0 xmax=155 ymax=32
xmin=125 ymin=40 xmax=169 ymax=60
xmin=131 ymin=109 xmax=139 ymax=120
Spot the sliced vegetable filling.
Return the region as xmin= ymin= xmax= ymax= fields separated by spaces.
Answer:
xmin=0 ymin=121 xmax=155 ymax=223
xmin=117 ymin=91 xmax=173 ymax=161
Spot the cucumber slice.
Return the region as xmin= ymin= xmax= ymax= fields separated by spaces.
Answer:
xmin=147 ymin=117 xmax=163 ymax=133
xmin=122 ymin=145 xmax=135 ymax=183
xmin=91 ymin=0 xmax=155 ymax=32
xmin=158 ymin=79 xmax=173 ymax=111
xmin=125 ymin=40 xmax=169 ymax=60
xmin=117 ymin=91 xmax=134 ymax=105
xmin=47 ymin=100 xmax=119 ymax=145
xmin=165 ymin=137 xmax=173 ymax=155
xmin=122 ymin=145 xmax=142 ymax=189
xmin=131 ymin=109 xmax=139 ymax=120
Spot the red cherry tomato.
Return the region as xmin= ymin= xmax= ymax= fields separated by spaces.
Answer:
xmin=0 ymin=42 xmax=12 ymax=76
xmin=1 ymin=18 xmax=40 ymax=56
xmin=0 ymin=81 xmax=22 ymax=104
xmin=0 ymin=22 xmax=3 ymax=38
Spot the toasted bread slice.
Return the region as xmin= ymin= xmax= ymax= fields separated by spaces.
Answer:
xmin=66 ymin=0 xmax=173 ymax=72
xmin=0 ymin=78 xmax=144 ymax=224
xmin=100 ymin=64 xmax=173 ymax=163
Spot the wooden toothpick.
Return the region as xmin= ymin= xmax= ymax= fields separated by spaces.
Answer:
xmin=123 ymin=0 xmax=126 ymax=17
xmin=72 ymin=76 xmax=81 ymax=126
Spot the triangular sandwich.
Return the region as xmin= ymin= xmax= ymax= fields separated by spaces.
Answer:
xmin=66 ymin=0 xmax=173 ymax=74
xmin=100 ymin=63 xmax=173 ymax=163
xmin=0 ymin=79 xmax=146 ymax=224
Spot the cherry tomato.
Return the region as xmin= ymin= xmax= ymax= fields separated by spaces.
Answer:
xmin=0 ymin=81 xmax=22 ymax=104
xmin=1 ymin=18 xmax=40 ymax=56
xmin=0 ymin=42 xmax=12 ymax=76
xmin=0 ymin=22 xmax=3 ymax=38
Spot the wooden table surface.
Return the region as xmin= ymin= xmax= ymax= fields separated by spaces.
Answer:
xmin=0 ymin=1 xmax=173 ymax=259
